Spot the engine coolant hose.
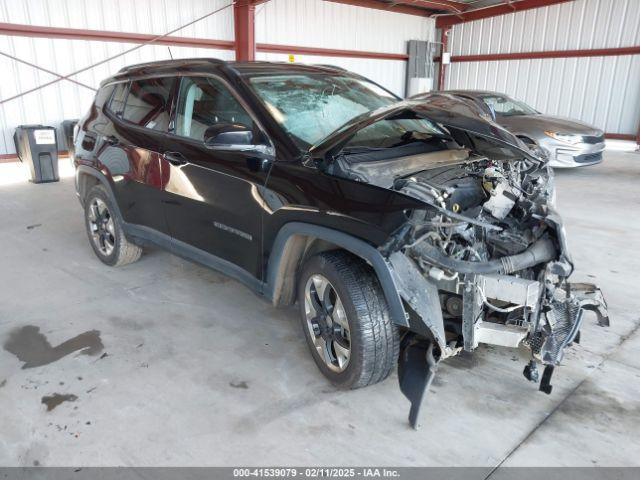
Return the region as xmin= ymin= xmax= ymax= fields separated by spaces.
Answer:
xmin=412 ymin=237 xmax=557 ymax=275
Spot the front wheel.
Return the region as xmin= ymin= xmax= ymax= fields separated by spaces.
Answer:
xmin=298 ymin=251 xmax=399 ymax=389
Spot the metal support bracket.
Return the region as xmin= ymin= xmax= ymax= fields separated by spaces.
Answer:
xmin=462 ymin=274 xmax=483 ymax=351
xmin=570 ymin=282 xmax=610 ymax=326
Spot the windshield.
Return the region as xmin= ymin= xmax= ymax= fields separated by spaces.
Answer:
xmin=480 ymin=95 xmax=538 ymax=117
xmin=248 ymin=74 xmax=401 ymax=148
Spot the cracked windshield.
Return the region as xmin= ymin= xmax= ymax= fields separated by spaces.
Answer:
xmin=248 ymin=74 xmax=427 ymax=149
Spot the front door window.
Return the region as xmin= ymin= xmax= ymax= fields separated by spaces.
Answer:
xmin=175 ymin=77 xmax=255 ymax=142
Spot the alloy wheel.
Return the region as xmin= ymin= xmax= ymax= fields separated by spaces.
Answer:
xmin=304 ymin=274 xmax=351 ymax=372
xmin=88 ymin=198 xmax=115 ymax=256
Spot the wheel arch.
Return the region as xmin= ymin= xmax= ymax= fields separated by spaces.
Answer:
xmin=265 ymin=222 xmax=409 ymax=328
xmin=75 ymin=166 xmax=124 ymax=223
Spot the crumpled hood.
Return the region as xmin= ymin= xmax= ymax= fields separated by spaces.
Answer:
xmin=309 ymin=100 xmax=542 ymax=164
xmin=500 ymin=113 xmax=604 ymax=136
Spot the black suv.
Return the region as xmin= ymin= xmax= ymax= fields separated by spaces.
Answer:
xmin=74 ymin=59 xmax=608 ymax=428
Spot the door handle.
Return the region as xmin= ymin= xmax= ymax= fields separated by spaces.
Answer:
xmin=164 ymin=151 xmax=188 ymax=166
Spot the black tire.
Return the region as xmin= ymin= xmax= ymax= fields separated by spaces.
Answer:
xmin=297 ymin=250 xmax=399 ymax=389
xmin=83 ymin=184 xmax=142 ymax=267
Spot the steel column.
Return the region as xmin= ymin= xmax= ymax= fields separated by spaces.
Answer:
xmin=234 ymin=0 xmax=266 ymax=62
xmin=437 ymin=27 xmax=450 ymax=91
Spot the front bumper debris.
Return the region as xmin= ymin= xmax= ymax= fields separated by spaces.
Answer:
xmin=394 ymin=254 xmax=609 ymax=429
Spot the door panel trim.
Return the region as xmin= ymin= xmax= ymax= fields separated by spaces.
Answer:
xmin=123 ymin=223 xmax=264 ymax=293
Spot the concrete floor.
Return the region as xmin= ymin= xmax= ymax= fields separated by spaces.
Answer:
xmin=0 ymin=150 xmax=639 ymax=467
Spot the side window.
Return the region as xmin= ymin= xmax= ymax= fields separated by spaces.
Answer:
xmin=483 ymin=96 xmax=511 ymax=115
xmin=122 ymin=77 xmax=175 ymax=131
xmin=175 ymin=77 xmax=255 ymax=142
xmin=108 ymin=82 xmax=129 ymax=118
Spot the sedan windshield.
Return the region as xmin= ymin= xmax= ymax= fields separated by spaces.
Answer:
xmin=248 ymin=74 xmax=424 ymax=149
xmin=480 ymin=95 xmax=538 ymax=117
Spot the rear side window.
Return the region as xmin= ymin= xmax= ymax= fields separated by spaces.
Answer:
xmin=122 ymin=78 xmax=175 ymax=131
xmin=108 ymin=82 xmax=129 ymax=118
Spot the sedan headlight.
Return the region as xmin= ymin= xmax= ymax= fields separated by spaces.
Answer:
xmin=544 ymin=131 xmax=583 ymax=145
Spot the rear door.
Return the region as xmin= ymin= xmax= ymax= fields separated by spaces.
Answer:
xmin=160 ymin=75 xmax=272 ymax=280
xmin=101 ymin=77 xmax=176 ymax=235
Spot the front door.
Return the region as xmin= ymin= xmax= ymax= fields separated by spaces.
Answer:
xmin=160 ymin=75 xmax=272 ymax=280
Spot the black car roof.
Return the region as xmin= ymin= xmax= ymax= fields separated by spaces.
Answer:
xmin=413 ymin=90 xmax=506 ymax=99
xmin=443 ymin=90 xmax=505 ymax=97
xmin=103 ymin=58 xmax=356 ymax=85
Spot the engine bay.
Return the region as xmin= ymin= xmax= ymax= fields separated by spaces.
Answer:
xmin=327 ymin=136 xmax=609 ymax=413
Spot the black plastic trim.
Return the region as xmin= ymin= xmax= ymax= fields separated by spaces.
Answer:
xmin=123 ymin=223 xmax=264 ymax=294
xmin=74 ymin=166 xmax=124 ymax=221
xmin=265 ymin=222 xmax=409 ymax=328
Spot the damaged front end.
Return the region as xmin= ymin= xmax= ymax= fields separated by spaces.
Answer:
xmin=383 ymin=139 xmax=609 ymax=428
xmin=315 ymin=101 xmax=610 ymax=429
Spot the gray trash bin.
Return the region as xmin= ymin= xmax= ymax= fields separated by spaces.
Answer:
xmin=13 ymin=125 xmax=59 ymax=183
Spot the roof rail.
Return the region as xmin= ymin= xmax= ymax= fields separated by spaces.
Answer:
xmin=314 ymin=64 xmax=348 ymax=72
xmin=117 ymin=58 xmax=226 ymax=73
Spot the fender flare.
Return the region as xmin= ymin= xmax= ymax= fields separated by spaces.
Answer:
xmin=265 ymin=222 xmax=410 ymax=328
xmin=75 ymin=165 xmax=124 ymax=223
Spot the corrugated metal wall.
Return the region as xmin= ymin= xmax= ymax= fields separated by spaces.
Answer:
xmin=0 ymin=0 xmax=235 ymax=155
xmin=256 ymin=0 xmax=434 ymax=97
xmin=0 ymin=0 xmax=434 ymax=155
xmin=445 ymin=0 xmax=640 ymax=136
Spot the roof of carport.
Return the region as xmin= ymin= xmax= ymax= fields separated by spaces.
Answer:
xmin=325 ymin=0 xmax=521 ymax=16
xmin=324 ymin=0 xmax=574 ymax=27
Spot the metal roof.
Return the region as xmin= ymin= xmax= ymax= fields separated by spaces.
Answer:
xmin=326 ymin=0 xmax=512 ymax=16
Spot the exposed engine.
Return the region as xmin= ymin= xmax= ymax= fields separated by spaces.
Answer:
xmin=321 ymin=101 xmax=610 ymax=429
xmin=332 ymin=146 xmax=609 ymax=394
xmin=396 ymin=154 xmax=552 ymax=268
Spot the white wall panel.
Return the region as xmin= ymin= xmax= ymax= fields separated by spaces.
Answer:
xmin=451 ymin=0 xmax=640 ymax=56
xmin=0 ymin=36 xmax=233 ymax=155
xmin=256 ymin=0 xmax=434 ymax=97
xmin=256 ymin=52 xmax=409 ymax=98
xmin=446 ymin=0 xmax=640 ymax=135
xmin=256 ymin=0 xmax=433 ymax=54
xmin=0 ymin=0 xmax=234 ymax=155
xmin=0 ymin=0 xmax=435 ymax=154
xmin=0 ymin=0 xmax=235 ymax=40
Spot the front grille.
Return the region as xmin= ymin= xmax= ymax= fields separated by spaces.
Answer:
xmin=582 ymin=134 xmax=605 ymax=144
xmin=575 ymin=152 xmax=603 ymax=164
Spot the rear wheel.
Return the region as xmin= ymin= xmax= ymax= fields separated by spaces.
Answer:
xmin=84 ymin=185 xmax=142 ymax=267
xmin=298 ymin=251 xmax=399 ymax=389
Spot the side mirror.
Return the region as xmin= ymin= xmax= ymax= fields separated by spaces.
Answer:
xmin=204 ymin=123 xmax=253 ymax=147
